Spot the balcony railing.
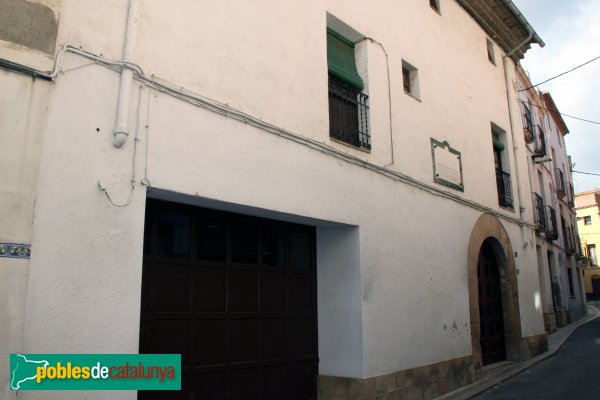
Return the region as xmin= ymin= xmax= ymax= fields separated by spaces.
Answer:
xmin=555 ymin=168 xmax=566 ymax=199
xmin=532 ymin=124 xmax=547 ymax=157
xmin=576 ymin=234 xmax=584 ymax=260
xmin=328 ymin=76 xmax=370 ymax=149
xmin=522 ymin=103 xmax=534 ymax=144
xmin=565 ymin=225 xmax=577 ymax=255
xmin=568 ymin=183 xmax=575 ymax=207
xmin=495 ymin=168 xmax=514 ymax=208
xmin=545 ymin=205 xmax=559 ymax=241
xmin=533 ymin=193 xmax=546 ymax=233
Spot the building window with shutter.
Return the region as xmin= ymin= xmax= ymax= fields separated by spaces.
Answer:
xmin=492 ymin=126 xmax=513 ymax=209
xmin=327 ymin=29 xmax=370 ymax=149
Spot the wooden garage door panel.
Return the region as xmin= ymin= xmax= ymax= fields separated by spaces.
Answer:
xmin=191 ymin=267 xmax=226 ymax=312
xmin=193 ymin=319 xmax=226 ymax=366
xmin=261 ymin=318 xmax=287 ymax=360
xmin=228 ymin=319 xmax=260 ymax=363
xmin=140 ymin=200 xmax=317 ymax=400
xmin=229 ymin=269 xmax=259 ymax=313
xmin=147 ymin=264 xmax=190 ymax=313
xmin=260 ymin=271 xmax=287 ymax=312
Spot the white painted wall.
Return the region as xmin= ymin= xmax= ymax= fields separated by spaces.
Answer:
xmin=0 ymin=1 xmax=550 ymax=398
xmin=0 ymin=71 xmax=52 ymax=399
xmin=317 ymin=226 xmax=363 ymax=378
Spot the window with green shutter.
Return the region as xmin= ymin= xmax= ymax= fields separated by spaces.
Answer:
xmin=327 ymin=29 xmax=364 ymax=91
xmin=327 ymin=29 xmax=370 ymax=149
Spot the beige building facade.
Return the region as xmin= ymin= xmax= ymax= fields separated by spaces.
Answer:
xmin=576 ymin=190 xmax=600 ymax=299
xmin=0 ymin=1 xmax=559 ymax=399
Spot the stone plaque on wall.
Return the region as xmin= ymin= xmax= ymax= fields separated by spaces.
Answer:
xmin=431 ymin=138 xmax=464 ymax=191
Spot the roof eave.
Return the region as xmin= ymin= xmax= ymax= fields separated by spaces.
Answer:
xmin=456 ymin=0 xmax=544 ymax=61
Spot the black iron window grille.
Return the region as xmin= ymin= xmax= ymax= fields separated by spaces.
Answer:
xmin=576 ymin=234 xmax=583 ymax=259
xmin=522 ymin=103 xmax=533 ymax=139
xmin=568 ymin=183 xmax=575 ymax=207
xmin=545 ymin=205 xmax=559 ymax=241
xmin=566 ymin=225 xmax=577 ymax=255
xmin=533 ymin=124 xmax=547 ymax=157
xmin=495 ymin=168 xmax=513 ymax=208
xmin=555 ymin=168 xmax=566 ymax=198
xmin=328 ymin=75 xmax=370 ymax=149
xmin=533 ymin=193 xmax=546 ymax=232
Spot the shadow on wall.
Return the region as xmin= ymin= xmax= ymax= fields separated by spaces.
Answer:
xmin=0 ymin=0 xmax=58 ymax=55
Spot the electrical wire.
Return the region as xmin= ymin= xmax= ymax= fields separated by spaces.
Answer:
xmin=142 ymin=87 xmax=152 ymax=188
xmin=3 ymin=44 xmax=540 ymax=229
xmin=572 ymin=170 xmax=600 ymax=177
xmin=519 ymin=55 xmax=600 ymax=91
xmin=518 ymin=99 xmax=600 ymax=125
xmin=364 ymin=37 xmax=395 ymax=166
xmin=97 ymin=85 xmax=145 ymax=207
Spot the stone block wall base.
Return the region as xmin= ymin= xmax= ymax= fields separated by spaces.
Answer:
xmin=318 ymin=356 xmax=475 ymax=400
xmin=543 ymin=312 xmax=557 ymax=334
xmin=555 ymin=310 xmax=568 ymax=328
xmin=519 ymin=333 xmax=548 ymax=360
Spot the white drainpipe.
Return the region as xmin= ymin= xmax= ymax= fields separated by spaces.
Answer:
xmin=502 ymin=29 xmax=540 ymax=247
xmin=113 ymin=0 xmax=140 ymax=148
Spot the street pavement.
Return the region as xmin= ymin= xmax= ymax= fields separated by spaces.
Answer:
xmin=471 ymin=318 xmax=600 ymax=400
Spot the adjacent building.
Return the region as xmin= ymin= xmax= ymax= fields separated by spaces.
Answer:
xmin=516 ymin=69 xmax=586 ymax=331
xmin=576 ymin=190 xmax=600 ymax=300
xmin=1 ymin=1 xmax=578 ymax=399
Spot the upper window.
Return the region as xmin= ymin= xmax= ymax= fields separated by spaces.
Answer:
xmin=327 ymin=29 xmax=370 ymax=149
xmin=402 ymin=67 xmax=410 ymax=92
xmin=588 ymin=244 xmax=598 ymax=265
xmin=584 ymin=216 xmax=592 ymax=225
xmin=492 ymin=125 xmax=513 ymax=209
xmin=430 ymin=0 xmax=441 ymax=13
xmin=402 ymin=60 xmax=420 ymax=99
xmin=486 ymin=38 xmax=496 ymax=65
xmin=567 ymin=268 xmax=575 ymax=298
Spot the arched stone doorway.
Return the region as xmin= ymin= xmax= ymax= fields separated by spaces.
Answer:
xmin=468 ymin=214 xmax=521 ymax=370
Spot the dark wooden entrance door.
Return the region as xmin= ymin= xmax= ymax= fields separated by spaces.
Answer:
xmin=139 ymin=200 xmax=318 ymax=400
xmin=592 ymin=276 xmax=600 ymax=300
xmin=477 ymin=241 xmax=506 ymax=365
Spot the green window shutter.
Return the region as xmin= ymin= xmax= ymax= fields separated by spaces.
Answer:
xmin=327 ymin=29 xmax=364 ymax=91
xmin=492 ymin=131 xmax=505 ymax=151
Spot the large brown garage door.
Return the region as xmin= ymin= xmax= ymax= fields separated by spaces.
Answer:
xmin=139 ymin=200 xmax=318 ymax=400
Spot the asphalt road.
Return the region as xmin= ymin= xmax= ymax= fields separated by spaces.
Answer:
xmin=471 ymin=318 xmax=600 ymax=400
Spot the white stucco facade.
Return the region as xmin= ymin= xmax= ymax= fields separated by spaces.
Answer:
xmin=1 ymin=1 xmax=552 ymax=399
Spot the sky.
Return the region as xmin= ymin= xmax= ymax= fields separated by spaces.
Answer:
xmin=511 ymin=0 xmax=600 ymax=193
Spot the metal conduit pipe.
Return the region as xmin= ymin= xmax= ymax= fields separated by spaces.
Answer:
xmin=113 ymin=0 xmax=140 ymax=148
xmin=0 ymin=39 xmax=544 ymax=230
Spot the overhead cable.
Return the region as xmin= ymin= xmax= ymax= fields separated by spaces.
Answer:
xmin=572 ymin=170 xmax=600 ymax=177
xmin=519 ymin=55 xmax=600 ymax=91
xmin=519 ymin=99 xmax=600 ymax=125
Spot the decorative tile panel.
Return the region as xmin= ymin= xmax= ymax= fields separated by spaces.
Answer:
xmin=0 ymin=243 xmax=31 ymax=259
